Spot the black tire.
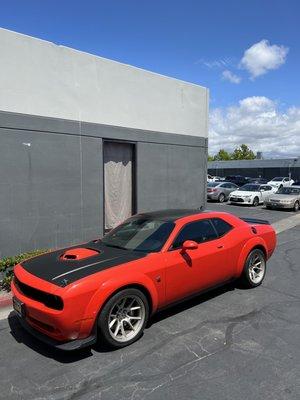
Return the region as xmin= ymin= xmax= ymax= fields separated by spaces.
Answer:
xmin=240 ymin=249 xmax=266 ymax=288
xmin=253 ymin=197 xmax=259 ymax=207
xmin=265 ymin=205 xmax=271 ymax=209
xmin=218 ymin=193 xmax=225 ymax=203
xmin=294 ymin=201 xmax=299 ymax=212
xmin=97 ymin=288 xmax=149 ymax=348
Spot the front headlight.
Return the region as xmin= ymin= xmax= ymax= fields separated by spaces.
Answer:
xmin=281 ymin=199 xmax=293 ymax=204
xmin=244 ymin=195 xmax=251 ymax=199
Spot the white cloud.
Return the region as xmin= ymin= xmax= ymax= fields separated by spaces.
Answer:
xmin=222 ymin=70 xmax=241 ymax=84
xmin=240 ymin=39 xmax=289 ymax=79
xmin=209 ymin=96 xmax=300 ymax=158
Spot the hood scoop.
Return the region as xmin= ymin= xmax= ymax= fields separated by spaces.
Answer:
xmin=60 ymin=247 xmax=100 ymax=261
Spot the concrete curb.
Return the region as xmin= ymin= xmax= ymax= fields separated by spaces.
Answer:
xmin=0 ymin=291 xmax=12 ymax=309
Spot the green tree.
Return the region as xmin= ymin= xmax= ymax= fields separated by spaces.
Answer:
xmin=208 ymin=154 xmax=214 ymax=161
xmin=213 ymin=149 xmax=232 ymax=161
xmin=231 ymin=144 xmax=256 ymax=160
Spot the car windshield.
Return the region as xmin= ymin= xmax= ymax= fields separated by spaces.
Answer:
xmin=101 ymin=217 xmax=175 ymax=252
xmin=207 ymin=182 xmax=219 ymax=187
xmin=239 ymin=184 xmax=260 ymax=191
xmin=271 ymin=177 xmax=284 ymax=182
xmin=277 ymin=187 xmax=300 ymax=195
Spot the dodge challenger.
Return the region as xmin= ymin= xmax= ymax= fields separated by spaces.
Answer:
xmin=11 ymin=209 xmax=276 ymax=350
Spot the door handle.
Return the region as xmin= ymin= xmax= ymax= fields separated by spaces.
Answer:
xmin=217 ymin=245 xmax=224 ymax=249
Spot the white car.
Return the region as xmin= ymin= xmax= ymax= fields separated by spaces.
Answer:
xmin=267 ymin=177 xmax=294 ymax=189
xmin=207 ymin=174 xmax=219 ymax=182
xmin=228 ymin=184 xmax=277 ymax=206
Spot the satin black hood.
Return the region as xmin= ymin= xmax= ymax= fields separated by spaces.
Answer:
xmin=21 ymin=242 xmax=147 ymax=287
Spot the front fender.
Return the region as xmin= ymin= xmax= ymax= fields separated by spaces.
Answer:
xmin=236 ymin=237 xmax=267 ymax=277
xmin=83 ymin=273 xmax=159 ymax=321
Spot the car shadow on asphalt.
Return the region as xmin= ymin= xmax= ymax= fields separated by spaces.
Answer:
xmin=8 ymin=313 xmax=93 ymax=363
xmin=8 ymin=282 xmax=238 ymax=363
xmin=147 ymin=281 xmax=236 ymax=327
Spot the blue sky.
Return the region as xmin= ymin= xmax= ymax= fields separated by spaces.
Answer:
xmin=1 ymin=0 xmax=299 ymax=157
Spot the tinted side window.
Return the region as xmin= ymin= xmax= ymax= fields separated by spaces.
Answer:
xmin=211 ymin=218 xmax=232 ymax=237
xmin=171 ymin=220 xmax=218 ymax=250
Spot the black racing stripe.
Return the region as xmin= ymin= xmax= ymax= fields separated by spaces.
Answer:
xmin=21 ymin=242 xmax=147 ymax=287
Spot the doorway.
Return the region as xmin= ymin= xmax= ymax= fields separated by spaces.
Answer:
xmin=103 ymin=141 xmax=135 ymax=231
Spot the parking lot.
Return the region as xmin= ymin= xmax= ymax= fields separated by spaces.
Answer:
xmin=0 ymin=204 xmax=300 ymax=400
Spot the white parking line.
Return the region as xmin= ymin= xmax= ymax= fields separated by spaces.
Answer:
xmin=272 ymin=213 xmax=300 ymax=234
xmin=0 ymin=306 xmax=12 ymax=321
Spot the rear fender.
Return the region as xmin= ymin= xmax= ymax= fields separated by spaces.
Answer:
xmin=83 ymin=273 xmax=159 ymax=321
xmin=236 ymin=237 xmax=267 ymax=277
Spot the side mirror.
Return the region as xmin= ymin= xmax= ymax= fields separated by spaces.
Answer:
xmin=181 ymin=240 xmax=198 ymax=253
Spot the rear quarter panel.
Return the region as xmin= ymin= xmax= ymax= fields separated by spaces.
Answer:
xmin=235 ymin=224 xmax=276 ymax=277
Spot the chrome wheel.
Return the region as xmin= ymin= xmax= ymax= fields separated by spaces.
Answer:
xmin=248 ymin=252 xmax=265 ymax=284
xmin=108 ymin=295 xmax=146 ymax=343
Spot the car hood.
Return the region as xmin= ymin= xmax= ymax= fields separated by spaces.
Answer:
xmin=21 ymin=242 xmax=147 ymax=287
xmin=269 ymin=194 xmax=298 ymax=201
xmin=230 ymin=190 xmax=256 ymax=196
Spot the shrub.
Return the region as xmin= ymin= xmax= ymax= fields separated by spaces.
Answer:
xmin=0 ymin=249 xmax=48 ymax=291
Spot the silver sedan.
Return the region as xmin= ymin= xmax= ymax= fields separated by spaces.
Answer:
xmin=265 ymin=186 xmax=300 ymax=211
xmin=207 ymin=181 xmax=239 ymax=203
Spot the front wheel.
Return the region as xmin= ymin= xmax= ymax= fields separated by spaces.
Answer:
xmin=240 ymin=249 xmax=266 ymax=288
xmin=97 ymin=288 xmax=149 ymax=348
xmin=294 ymin=201 xmax=299 ymax=212
xmin=253 ymin=197 xmax=259 ymax=207
xmin=218 ymin=193 xmax=225 ymax=203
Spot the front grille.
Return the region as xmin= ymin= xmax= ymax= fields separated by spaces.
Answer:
xmin=230 ymin=197 xmax=244 ymax=202
xmin=14 ymin=276 xmax=63 ymax=310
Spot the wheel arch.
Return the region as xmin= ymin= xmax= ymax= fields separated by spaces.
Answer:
xmin=251 ymin=244 xmax=267 ymax=259
xmin=84 ymin=275 xmax=159 ymax=323
xmin=236 ymin=238 xmax=268 ymax=277
xmin=101 ymin=283 xmax=154 ymax=316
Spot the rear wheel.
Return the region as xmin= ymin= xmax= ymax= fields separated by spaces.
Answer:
xmin=97 ymin=288 xmax=149 ymax=348
xmin=294 ymin=201 xmax=299 ymax=212
xmin=253 ymin=197 xmax=259 ymax=207
xmin=240 ymin=249 xmax=266 ymax=288
xmin=218 ymin=193 xmax=225 ymax=203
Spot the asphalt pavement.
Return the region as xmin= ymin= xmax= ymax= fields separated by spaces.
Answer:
xmin=0 ymin=203 xmax=299 ymax=400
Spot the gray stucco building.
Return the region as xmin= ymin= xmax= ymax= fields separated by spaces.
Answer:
xmin=0 ymin=28 xmax=209 ymax=258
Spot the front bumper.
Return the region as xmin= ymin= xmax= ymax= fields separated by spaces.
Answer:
xmin=11 ymin=266 xmax=97 ymax=349
xmin=265 ymin=202 xmax=293 ymax=209
xmin=229 ymin=197 xmax=252 ymax=205
xmin=16 ymin=311 xmax=97 ymax=350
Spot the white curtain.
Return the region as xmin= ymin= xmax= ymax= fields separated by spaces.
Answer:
xmin=104 ymin=142 xmax=133 ymax=230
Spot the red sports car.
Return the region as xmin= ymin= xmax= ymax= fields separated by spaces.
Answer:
xmin=11 ymin=209 xmax=276 ymax=350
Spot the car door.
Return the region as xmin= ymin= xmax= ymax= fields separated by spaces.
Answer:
xmin=164 ymin=219 xmax=234 ymax=305
xmin=220 ymin=183 xmax=231 ymax=198
xmin=260 ymin=185 xmax=274 ymax=200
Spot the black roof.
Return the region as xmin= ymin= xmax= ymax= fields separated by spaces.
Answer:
xmin=135 ymin=209 xmax=203 ymax=222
